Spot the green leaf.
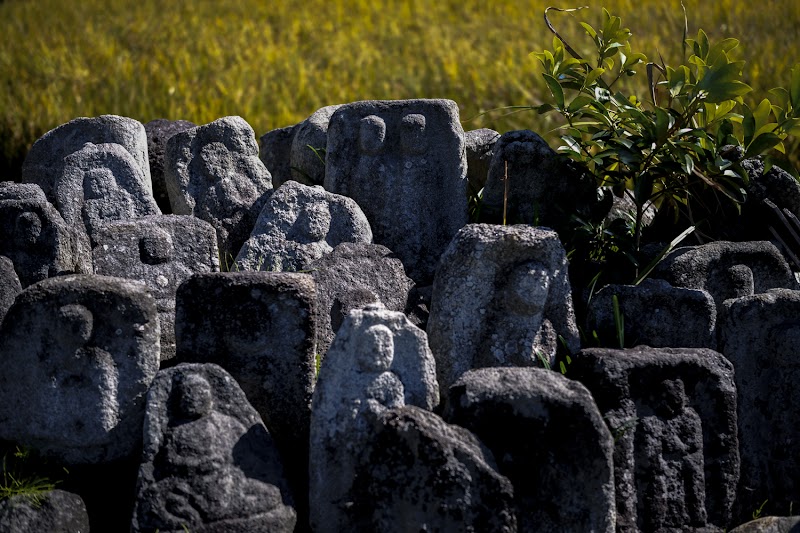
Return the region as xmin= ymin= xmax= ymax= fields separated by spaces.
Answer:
xmin=542 ymin=73 xmax=565 ymax=110
xmin=695 ymin=29 xmax=710 ymax=59
xmin=634 ymin=174 xmax=655 ymax=205
xmin=580 ymin=22 xmax=598 ymax=41
xmin=612 ymin=294 xmax=624 ymax=349
xmin=654 ymin=107 xmax=672 ymax=144
xmin=696 ymin=57 xmax=751 ymax=103
xmin=568 ymin=95 xmax=595 ymax=113
xmin=746 ymin=132 xmax=784 ymax=158
xmin=682 ymin=153 xmax=695 ymax=175
xmin=584 ymin=67 xmax=606 ymax=87
xmin=706 ymin=37 xmax=740 ymax=66
xmin=533 ymin=103 xmax=556 ymax=114
xmin=742 ymin=104 xmax=755 ymax=145
xmin=752 ymin=98 xmax=773 ymax=131
xmin=561 ymin=135 xmax=583 ymax=154
xmin=594 ymin=87 xmax=612 ymax=103
xmin=634 ymin=225 xmax=696 ymax=285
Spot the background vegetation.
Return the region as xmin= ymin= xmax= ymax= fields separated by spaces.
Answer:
xmin=1 ymin=0 xmax=798 ymax=179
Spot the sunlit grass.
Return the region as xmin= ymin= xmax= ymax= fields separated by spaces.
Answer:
xmin=1 ymin=0 xmax=798 ymax=177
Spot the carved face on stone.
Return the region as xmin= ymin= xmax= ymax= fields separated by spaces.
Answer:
xmin=290 ymin=202 xmax=332 ymax=243
xmin=357 ymin=324 xmax=395 ymax=373
xmin=139 ymin=228 xmax=175 ymax=266
xmin=84 ymin=167 xmax=117 ymax=199
xmin=651 ymin=378 xmax=687 ymax=419
xmin=500 ymin=262 xmax=551 ymax=316
xmin=174 ymin=373 xmax=214 ymax=420
xmin=13 ymin=210 xmax=43 ymax=247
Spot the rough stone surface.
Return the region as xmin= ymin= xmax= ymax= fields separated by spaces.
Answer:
xmin=174 ymin=271 xmax=317 ymax=521
xmin=309 ymin=303 xmax=439 ymax=533
xmin=259 ymin=124 xmax=297 ymax=189
xmin=587 ymin=278 xmax=718 ymax=349
xmin=428 ymin=223 xmax=580 ymax=389
xmin=92 ymin=215 xmax=220 ymax=362
xmin=568 ymin=346 xmax=740 ymax=532
xmin=465 ymin=127 xmax=500 ymax=197
xmin=234 ymin=181 xmax=372 ymax=272
xmin=0 ymin=489 xmax=91 ymax=533
xmin=308 ymin=242 xmax=413 ymax=355
xmin=0 ymin=181 xmax=48 ymax=202
xmin=55 ymin=142 xmax=160 ymax=241
xmin=0 ymin=184 xmax=92 ymax=287
xmin=324 ymin=98 xmax=468 ymax=284
xmin=0 ymin=274 xmax=160 ymax=464
xmin=444 ymin=367 xmax=616 ymax=532
xmin=144 ymin=118 xmax=197 ymax=214
xmin=729 ymin=516 xmax=800 ymax=533
xmin=290 ymin=104 xmax=342 ymax=186
xmin=0 ymin=255 xmax=22 ymax=324
xmin=348 ymin=405 xmax=517 ymax=533
xmin=21 ymin=114 xmax=152 ymax=201
xmin=652 ymin=240 xmax=798 ymax=309
xmin=132 ymin=363 xmax=296 ymax=533
xmin=164 ymin=116 xmax=273 ymax=259
xmin=719 ymin=289 xmax=800 ymax=522
xmin=481 ymin=129 xmax=599 ymax=231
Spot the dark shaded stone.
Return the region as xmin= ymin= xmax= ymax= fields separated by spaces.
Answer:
xmin=349 ymin=405 xmax=517 ymax=533
xmin=0 ymin=489 xmax=90 ymax=533
xmin=444 ymin=367 xmax=615 ymax=532
xmin=132 ymin=363 xmax=296 ymax=532
xmin=587 ymin=278 xmax=717 ymax=349
xmin=144 ymin=119 xmax=197 ymax=214
xmin=569 ymin=346 xmax=739 ymax=531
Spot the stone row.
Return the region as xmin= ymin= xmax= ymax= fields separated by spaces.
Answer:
xmin=1 ymin=101 xmax=800 ymax=530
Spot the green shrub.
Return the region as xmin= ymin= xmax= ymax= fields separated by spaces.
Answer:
xmin=530 ymin=6 xmax=800 ymax=286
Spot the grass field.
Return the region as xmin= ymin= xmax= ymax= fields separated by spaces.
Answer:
xmin=1 ymin=0 xmax=799 ymax=178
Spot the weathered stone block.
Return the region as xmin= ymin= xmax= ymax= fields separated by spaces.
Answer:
xmin=0 ymin=274 xmax=160 ymax=464
xmin=164 ymin=116 xmax=273 ymax=259
xmin=132 ymin=363 xmax=296 ymax=533
xmin=309 ymin=303 xmax=439 ymax=532
xmin=324 ymin=98 xmax=468 ymax=284
xmin=428 ymin=223 xmax=580 ymax=389
xmin=568 ymin=346 xmax=739 ymax=531
xmin=92 ymin=214 xmax=220 ymax=362
xmin=587 ymin=278 xmax=717 ymax=349
xmin=444 ymin=367 xmax=616 ymax=532
xmin=234 ymin=181 xmax=372 ymax=272
xmin=719 ymin=289 xmax=800 ymax=520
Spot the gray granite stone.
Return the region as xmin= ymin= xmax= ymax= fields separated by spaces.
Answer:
xmin=309 ymin=303 xmax=439 ymax=532
xmin=569 ymin=346 xmax=739 ymax=531
xmin=92 ymin=214 xmax=220 ymax=362
xmin=234 ymin=181 xmax=372 ymax=272
xmin=324 ymin=99 xmax=468 ymax=284
xmin=132 ymin=363 xmax=296 ymax=533
xmin=444 ymin=367 xmax=616 ymax=532
xmin=428 ymin=223 xmax=580 ymax=389
xmin=164 ymin=116 xmax=273 ymax=259
xmin=0 ymin=274 xmax=160 ymax=464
